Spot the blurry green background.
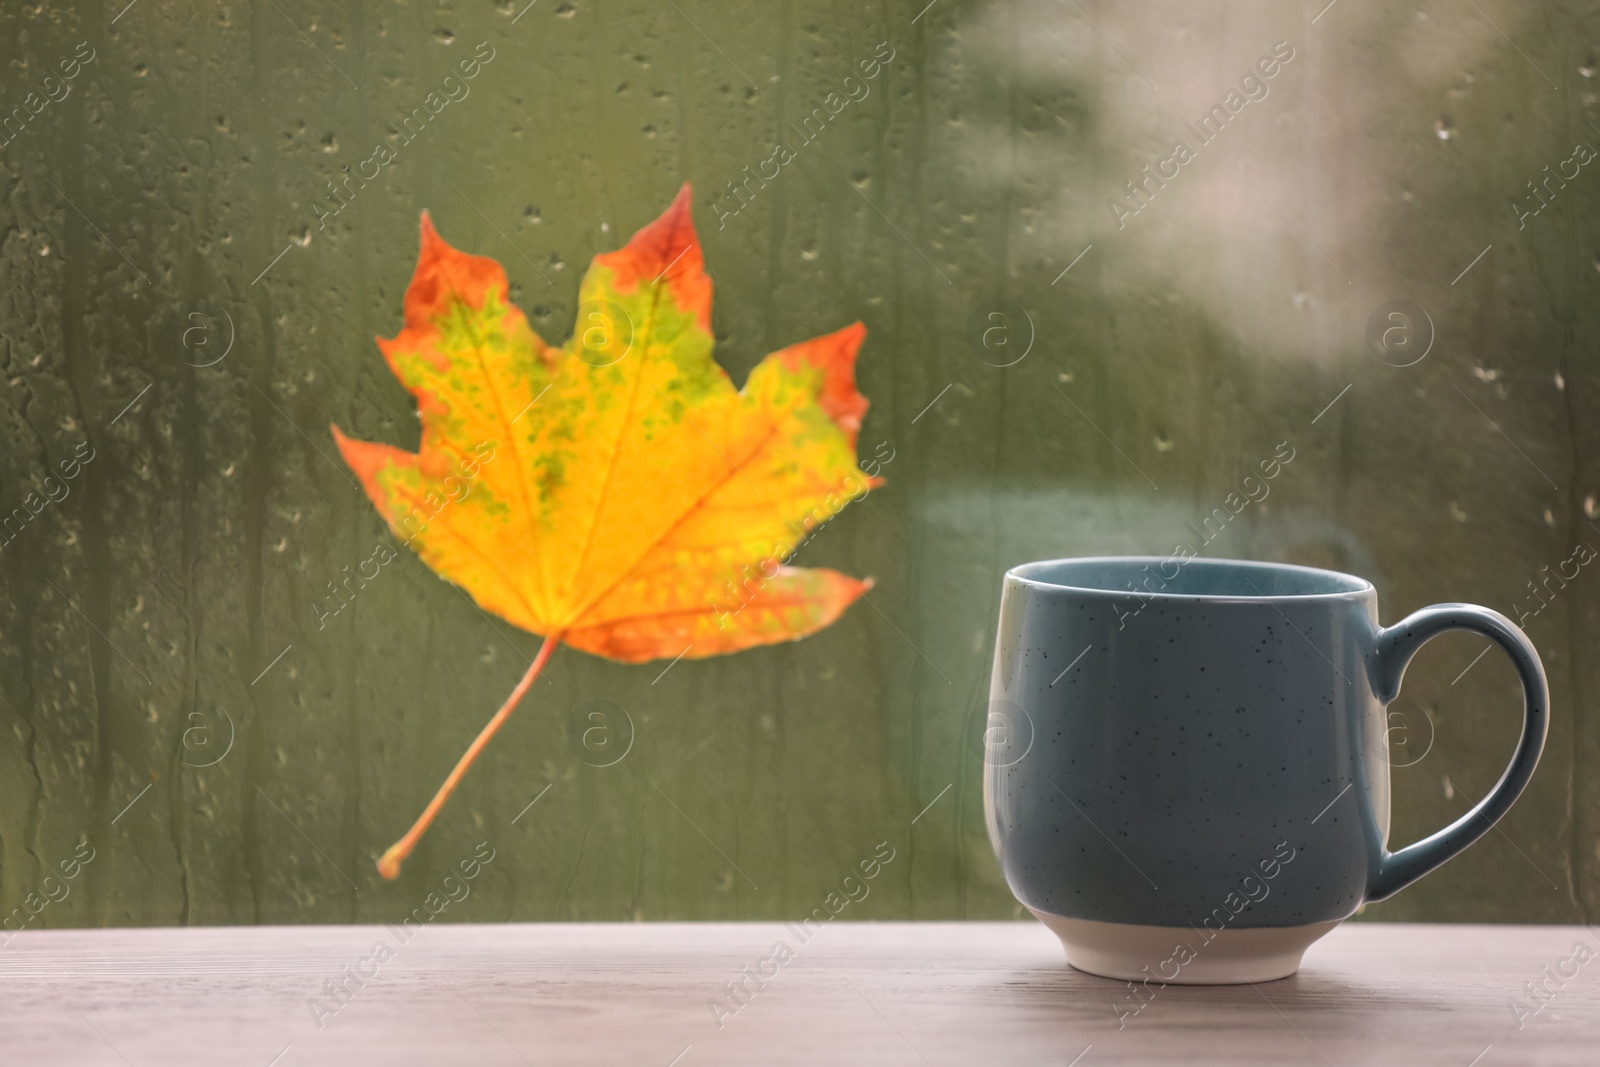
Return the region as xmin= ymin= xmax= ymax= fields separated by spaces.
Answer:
xmin=0 ymin=0 xmax=1596 ymax=929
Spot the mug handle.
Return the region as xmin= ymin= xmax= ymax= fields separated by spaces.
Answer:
xmin=1365 ymin=604 xmax=1549 ymax=902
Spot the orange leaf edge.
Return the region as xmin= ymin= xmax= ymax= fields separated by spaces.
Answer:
xmin=771 ymin=321 xmax=870 ymax=448
xmin=563 ymin=571 xmax=875 ymax=664
xmin=592 ymin=183 xmax=711 ymax=332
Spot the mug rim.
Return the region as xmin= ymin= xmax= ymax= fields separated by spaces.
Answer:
xmin=1005 ymin=555 xmax=1375 ymax=603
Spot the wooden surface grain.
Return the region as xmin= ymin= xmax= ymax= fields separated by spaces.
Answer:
xmin=1 ymin=921 xmax=1595 ymax=1065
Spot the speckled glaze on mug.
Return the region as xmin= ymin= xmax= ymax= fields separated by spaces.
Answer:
xmin=984 ymin=557 xmax=1548 ymax=983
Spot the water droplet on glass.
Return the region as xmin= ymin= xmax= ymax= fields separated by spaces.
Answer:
xmin=433 ymin=28 xmax=456 ymax=44
xmin=556 ymin=3 xmax=577 ymax=16
xmin=1448 ymin=501 xmax=1468 ymax=522
xmin=1154 ymin=432 xmax=1174 ymax=453
xmin=321 ymin=133 xmax=337 ymax=153
xmin=1580 ymin=57 xmax=1596 ymax=78
xmin=1585 ymin=494 xmax=1598 ymax=519
xmin=1435 ymin=116 xmax=1455 ymax=140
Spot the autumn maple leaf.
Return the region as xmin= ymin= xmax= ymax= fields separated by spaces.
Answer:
xmin=333 ymin=184 xmax=878 ymax=879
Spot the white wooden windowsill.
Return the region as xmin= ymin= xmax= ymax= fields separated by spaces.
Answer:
xmin=3 ymin=921 xmax=1594 ymax=1065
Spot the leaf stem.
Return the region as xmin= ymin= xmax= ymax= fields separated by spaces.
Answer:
xmin=377 ymin=632 xmax=562 ymax=880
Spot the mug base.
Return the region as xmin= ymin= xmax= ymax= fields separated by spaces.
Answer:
xmin=1027 ymin=908 xmax=1342 ymax=985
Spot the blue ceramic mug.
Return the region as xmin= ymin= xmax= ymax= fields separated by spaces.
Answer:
xmin=983 ymin=557 xmax=1547 ymax=984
